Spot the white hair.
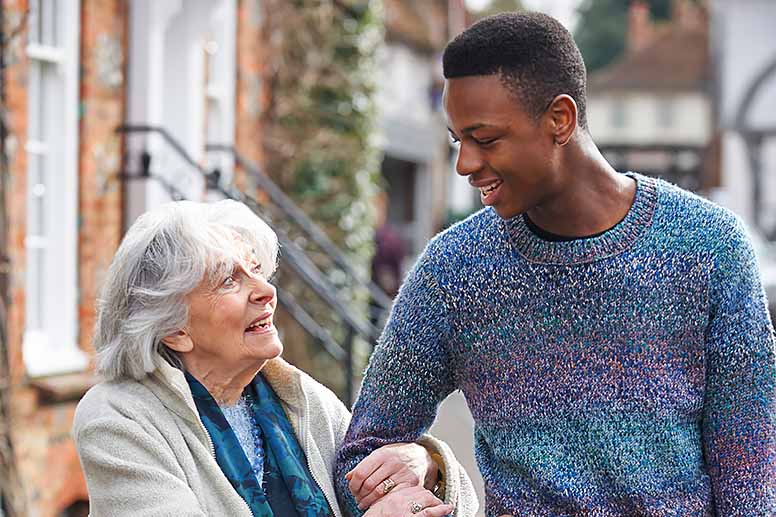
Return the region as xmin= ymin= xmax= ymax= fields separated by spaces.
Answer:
xmin=94 ymin=199 xmax=279 ymax=381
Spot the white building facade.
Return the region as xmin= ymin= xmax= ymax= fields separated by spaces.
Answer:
xmin=711 ymin=0 xmax=776 ymax=233
xmin=586 ymin=0 xmax=712 ymax=193
xmin=124 ymin=0 xmax=237 ymax=225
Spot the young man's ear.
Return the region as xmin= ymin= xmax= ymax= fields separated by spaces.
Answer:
xmin=547 ymin=94 xmax=577 ymax=146
xmin=161 ymin=330 xmax=194 ymax=353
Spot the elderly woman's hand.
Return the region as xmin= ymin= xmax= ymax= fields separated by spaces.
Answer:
xmin=362 ymin=485 xmax=452 ymax=517
xmin=346 ymin=442 xmax=440 ymax=510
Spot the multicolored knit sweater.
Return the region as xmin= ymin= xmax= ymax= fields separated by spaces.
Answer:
xmin=336 ymin=173 xmax=776 ymax=516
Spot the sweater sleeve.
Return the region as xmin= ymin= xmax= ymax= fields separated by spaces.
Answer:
xmin=335 ymin=248 xmax=458 ymax=516
xmin=703 ymin=217 xmax=776 ymax=515
xmin=74 ymin=415 xmax=206 ymax=517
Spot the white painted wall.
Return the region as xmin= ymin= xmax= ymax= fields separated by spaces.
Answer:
xmin=204 ymin=1 xmax=237 ymax=183
xmin=712 ymin=0 xmax=776 ymax=226
xmin=717 ymin=132 xmax=754 ymax=221
xmin=587 ymin=92 xmax=711 ymax=145
xmin=125 ymin=0 xmax=237 ymax=227
xmin=715 ymin=0 xmax=776 ymax=130
xmin=377 ymin=44 xmax=434 ymax=126
xmin=377 ymin=43 xmax=448 ymax=251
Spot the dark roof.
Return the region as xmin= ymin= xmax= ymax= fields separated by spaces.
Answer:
xmin=588 ymin=26 xmax=710 ymax=93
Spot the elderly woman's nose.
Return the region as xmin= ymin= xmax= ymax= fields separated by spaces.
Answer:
xmin=249 ymin=277 xmax=275 ymax=305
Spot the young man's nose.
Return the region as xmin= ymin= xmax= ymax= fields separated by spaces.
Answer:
xmin=455 ymin=142 xmax=484 ymax=176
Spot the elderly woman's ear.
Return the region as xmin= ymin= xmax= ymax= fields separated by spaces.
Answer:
xmin=162 ymin=330 xmax=194 ymax=353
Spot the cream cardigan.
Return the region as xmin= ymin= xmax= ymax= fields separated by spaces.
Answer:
xmin=73 ymin=356 xmax=478 ymax=516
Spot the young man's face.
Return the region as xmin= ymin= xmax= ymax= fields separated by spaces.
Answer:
xmin=444 ymin=74 xmax=561 ymax=219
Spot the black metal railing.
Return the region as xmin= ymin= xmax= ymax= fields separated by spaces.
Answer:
xmin=117 ymin=125 xmax=390 ymax=403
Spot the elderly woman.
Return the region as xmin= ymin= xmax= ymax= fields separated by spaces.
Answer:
xmin=73 ymin=200 xmax=477 ymax=516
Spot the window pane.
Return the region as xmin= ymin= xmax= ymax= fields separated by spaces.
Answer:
xmin=25 ymin=247 xmax=45 ymax=332
xmin=41 ymin=0 xmax=59 ymax=47
xmin=29 ymin=0 xmax=41 ymax=44
xmin=205 ymin=37 xmax=219 ymax=82
xmin=32 ymin=185 xmax=46 ymax=238
xmin=28 ymin=0 xmax=59 ymax=47
xmin=28 ymin=60 xmax=59 ymax=147
xmin=27 ymin=154 xmax=46 ymax=237
xmin=39 ymin=61 xmax=57 ymax=143
xmin=28 ymin=62 xmax=41 ymax=141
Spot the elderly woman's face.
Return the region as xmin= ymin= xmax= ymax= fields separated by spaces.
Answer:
xmin=181 ymin=249 xmax=282 ymax=371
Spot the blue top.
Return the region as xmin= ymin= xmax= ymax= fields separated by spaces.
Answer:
xmin=336 ymin=173 xmax=776 ymax=516
xmin=220 ymin=393 xmax=266 ymax=486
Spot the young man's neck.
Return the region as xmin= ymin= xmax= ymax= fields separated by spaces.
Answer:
xmin=525 ymin=132 xmax=636 ymax=238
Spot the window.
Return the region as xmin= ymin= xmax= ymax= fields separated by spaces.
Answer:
xmin=23 ymin=0 xmax=85 ymax=376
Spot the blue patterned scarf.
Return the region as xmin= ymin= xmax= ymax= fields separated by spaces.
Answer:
xmin=186 ymin=372 xmax=333 ymax=517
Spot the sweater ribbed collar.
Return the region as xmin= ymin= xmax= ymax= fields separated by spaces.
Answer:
xmin=504 ymin=172 xmax=657 ymax=265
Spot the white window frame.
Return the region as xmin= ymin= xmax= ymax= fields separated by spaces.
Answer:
xmin=23 ymin=0 xmax=86 ymax=377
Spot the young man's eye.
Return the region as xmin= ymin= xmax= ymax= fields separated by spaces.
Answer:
xmin=474 ymin=137 xmax=498 ymax=146
xmin=449 ymin=134 xmax=460 ymax=145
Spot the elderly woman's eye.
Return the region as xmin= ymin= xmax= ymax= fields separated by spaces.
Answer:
xmin=252 ymin=263 xmax=262 ymax=275
xmin=222 ymin=275 xmax=236 ymax=287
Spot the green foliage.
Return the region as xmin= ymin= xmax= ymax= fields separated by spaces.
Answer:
xmin=574 ymin=0 xmax=674 ymax=72
xmin=264 ymin=0 xmax=383 ymax=267
xmin=261 ymin=0 xmax=384 ymax=397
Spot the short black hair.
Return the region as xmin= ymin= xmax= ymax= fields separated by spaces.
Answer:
xmin=443 ymin=12 xmax=588 ymax=129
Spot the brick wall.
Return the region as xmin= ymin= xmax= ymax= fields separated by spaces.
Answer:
xmin=77 ymin=0 xmax=127 ymax=353
xmin=4 ymin=0 xmax=128 ymax=515
xmin=14 ymin=393 xmax=88 ymax=516
xmin=235 ymin=0 xmax=268 ymax=192
xmin=4 ymin=0 xmax=29 ymax=387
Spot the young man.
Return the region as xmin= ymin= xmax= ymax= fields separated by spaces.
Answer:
xmin=336 ymin=12 xmax=776 ymax=516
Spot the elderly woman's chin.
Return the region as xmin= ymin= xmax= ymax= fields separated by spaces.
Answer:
xmin=244 ymin=327 xmax=284 ymax=361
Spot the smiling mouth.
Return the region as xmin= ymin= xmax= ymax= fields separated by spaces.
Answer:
xmin=478 ymin=180 xmax=504 ymax=204
xmin=479 ymin=180 xmax=502 ymax=197
xmin=245 ymin=316 xmax=273 ymax=332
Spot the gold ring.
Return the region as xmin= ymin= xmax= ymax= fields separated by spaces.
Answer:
xmin=409 ymin=501 xmax=424 ymax=514
xmin=380 ymin=477 xmax=395 ymax=495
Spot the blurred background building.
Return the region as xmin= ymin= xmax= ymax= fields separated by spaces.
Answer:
xmin=586 ymin=0 xmax=712 ymax=192
xmin=377 ymin=0 xmax=451 ymax=257
xmin=712 ymin=0 xmax=776 ymax=233
xmin=0 ymin=0 xmax=775 ymax=516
